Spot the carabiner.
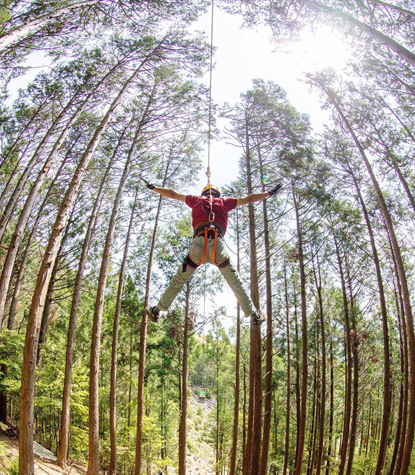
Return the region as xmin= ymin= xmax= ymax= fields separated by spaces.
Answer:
xmin=209 ymin=211 xmax=215 ymax=223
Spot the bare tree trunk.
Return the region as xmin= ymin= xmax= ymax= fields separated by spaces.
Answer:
xmin=324 ymin=89 xmax=415 ymax=475
xmin=135 ymin=180 xmax=168 ymax=474
xmin=293 ymin=188 xmax=308 ymax=475
xmin=243 ymin=120 xmax=262 ymax=475
xmin=19 ymin=61 xmax=145 ymax=475
xmin=389 ymin=284 xmax=406 ymax=475
xmin=259 ymin=149 xmax=273 ymax=475
xmin=109 ymin=188 xmax=138 ymax=475
xmin=283 ymin=262 xmax=291 ymax=475
xmin=325 ymin=339 xmax=334 ymax=475
xmin=333 ymin=234 xmax=352 ymax=475
xmin=179 ymin=283 xmax=190 ymax=475
xmin=347 ymin=168 xmax=390 ymax=475
xmin=56 ymin=137 xmax=120 ymax=468
xmin=6 ymin=149 xmax=72 ymax=330
xmin=0 ymin=87 xmax=81 ymax=247
xmin=314 ymin=255 xmax=326 ymax=475
xmin=229 ymin=209 xmax=241 ymax=475
xmin=0 ymin=74 xmax=108 ymax=322
xmin=87 ymin=110 xmax=148 ymax=474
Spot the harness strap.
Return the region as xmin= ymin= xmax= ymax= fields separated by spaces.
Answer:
xmin=216 ymin=256 xmax=230 ymax=269
xmin=183 ymin=223 xmax=229 ymax=272
xmin=182 ymin=255 xmax=200 ymax=273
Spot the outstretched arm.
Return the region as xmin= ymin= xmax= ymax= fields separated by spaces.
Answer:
xmin=236 ymin=192 xmax=270 ymax=207
xmin=236 ymin=184 xmax=282 ymax=207
xmin=151 ymin=186 xmax=186 ymax=203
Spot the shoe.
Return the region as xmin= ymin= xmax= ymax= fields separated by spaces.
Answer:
xmin=145 ymin=306 xmax=160 ymax=323
xmin=251 ymin=311 xmax=266 ymax=327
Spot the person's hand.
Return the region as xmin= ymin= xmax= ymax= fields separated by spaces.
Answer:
xmin=269 ymin=183 xmax=282 ymax=196
xmin=146 ymin=182 xmax=155 ymax=190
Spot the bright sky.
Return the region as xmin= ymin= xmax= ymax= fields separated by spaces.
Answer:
xmin=193 ymin=7 xmax=351 ymax=193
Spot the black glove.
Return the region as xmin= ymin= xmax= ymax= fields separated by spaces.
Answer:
xmin=269 ymin=183 xmax=282 ymax=196
xmin=146 ymin=182 xmax=155 ymax=190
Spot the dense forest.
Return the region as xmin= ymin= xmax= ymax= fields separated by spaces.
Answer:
xmin=0 ymin=1 xmax=415 ymax=474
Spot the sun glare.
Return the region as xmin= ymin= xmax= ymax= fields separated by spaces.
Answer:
xmin=276 ymin=27 xmax=352 ymax=72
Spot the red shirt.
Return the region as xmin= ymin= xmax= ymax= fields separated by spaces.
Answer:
xmin=185 ymin=195 xmax=237 ymax=236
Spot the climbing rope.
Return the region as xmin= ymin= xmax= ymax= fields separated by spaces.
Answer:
xmin=207 ymin=0 xmax=214 ymax=187
xmin=207 ymin=0 xmax=215 ymax=223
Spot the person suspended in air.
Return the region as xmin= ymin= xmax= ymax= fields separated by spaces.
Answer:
xmin=144 ymin=183 xmax=282 ymax=326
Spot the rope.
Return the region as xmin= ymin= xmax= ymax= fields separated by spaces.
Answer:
xmin=206 ymin=0 xmax=214 ymax=187
xmin=206 ymin=0 xmax=215 ymax=223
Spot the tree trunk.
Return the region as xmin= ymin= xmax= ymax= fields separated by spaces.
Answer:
xmin=242 ymin=122 xmax=262 ymax=475
xmin=325 ymin=88 xmax=415 ymax=475
xmin=314 ymin=255 xmax=326 ymax=475
xmin=87 ymin=111 xmax=147 ymax=474
xmin=293 ymin=188 xmax=308 ymax=475
xmin=283 ymin=262 xmax=291 ymax=475
xmin=108 ymin=188 xmax=138 ymax=475
xmin=347 ymin=167 xmax=391 ymax=475
xmin=325 ymin=339 xmax=334 ymax=475
xmin=55 ymin=137 xmax=119 ymax=468
xmin=6 ymin=148 xmax=72 ymax=331
xmin=135 ymin=176 xmax=168 ymax=474
xmin=19 ymin=61 xmax=145 ymax=475
xmin=229 ymin=209 xmax=241 ymax=475
xmin=333 ymin=234 xmax=352 ymax=475
xmin=0 ymin=86 xmax=81 ymax=247
xmin=259 ymin=148 xmax=273 ymax=475
xmin=0 ymin=73 xmax=106 ymax=322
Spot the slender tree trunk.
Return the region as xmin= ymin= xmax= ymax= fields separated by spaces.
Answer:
xmin=389 ymin=285 xmax=406 ymax=475
xmin=283 ymin=262 xmax=291 ymax=475
xmin=324 ymin=89 xmax=415 ymax=475
xmin=325 ymin=339 xmax=334 ymax=475
xmin=0 ymin=87 xmax=81 ymax=247
xmin=347 ymin=167 xmax=391 ymax=475
xmin=314 ymin=255 xmax=326 ymax=475
xmin=18 ymin=61 xmax=145 ymax=475
xmin=0 ymin=76 xmax=105 ymax=322
xmin=293 ymin=189 xmax=308 ymax=475
xmin=243 ymin=123 xmax=262 ymax=475
xmin=87 ymin=110 xmax=148 ymax=474
xmin=135 ymin=170 xmax=169 ymax=474
xmin=6 ymin=149 xmax=71 ymax=330
xmin=259 ymin=149 xmax=273 ymax=475
xmin=109 ymin=189 xmax=138 ymax=475
xmin=389 ymin=239 xmax=409 ymax=475
xmin=229 ymin=210 xmax=241 ymax=475
xmin=55 ymin=137 xmax=120 ymax=468
xmin=333 ymin=233 xmax=352 ymax=475
xmin=178 ymin=284 xmax=191 ymax=475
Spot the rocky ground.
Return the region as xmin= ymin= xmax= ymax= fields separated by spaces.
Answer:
xmin=0 ymin=432 xmax=86 ymax=474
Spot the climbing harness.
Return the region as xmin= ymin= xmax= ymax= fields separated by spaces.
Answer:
xmin=182 ymin=222 xmax=230 ymax=273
